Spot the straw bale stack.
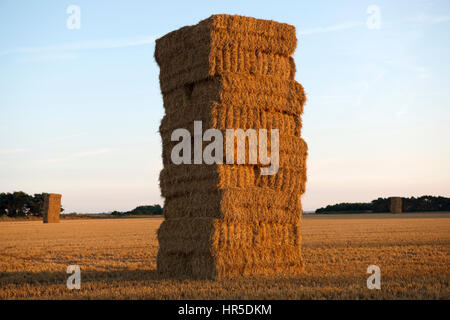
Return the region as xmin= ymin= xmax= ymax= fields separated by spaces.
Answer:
xmin=390 ymin=197 xmax=402 ymax=214
xmin=155 ymin=14 xmax=308 ymax=278
xmin=42 ymin=193 xmax=62 ymax=223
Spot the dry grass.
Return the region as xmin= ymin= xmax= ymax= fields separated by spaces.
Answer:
xmin=0 ymin=213 xmax=448 ymax=299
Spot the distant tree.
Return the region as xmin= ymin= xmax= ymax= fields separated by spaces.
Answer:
xmin=28 ymin=193 xmax=45 ymax=216
xmin=316 ymin=202 xmax=372 ymax=214
xmin=7 ymin=192 xmax=31 ymax=217
xmin=371 ymin=198 xmax=389 ymax=212
xmin=111 ymin=205 xmax=163 ymax=216
xmin=0 ymin=193 xmax=8 ymax=216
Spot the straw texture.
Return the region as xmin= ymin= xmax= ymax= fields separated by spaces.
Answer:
xmin=42 ymin=193 xmax=61 ymax=223
xmin=390 ymin=197 xmax=402 ymax=214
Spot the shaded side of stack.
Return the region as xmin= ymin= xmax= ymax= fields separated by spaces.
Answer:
xmin=390 ymin=197 xmax=402 ymax=214
xmin=42 ymin=193 xmax=62 ymax=223
xmin=155 ymin=14 xmax=307 ymax=279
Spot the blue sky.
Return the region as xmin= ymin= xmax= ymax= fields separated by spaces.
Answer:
xmin=0 ymin=0 xmax=449 ymax=212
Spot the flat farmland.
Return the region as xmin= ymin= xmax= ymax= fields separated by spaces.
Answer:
xmin=0 ymin=213 xmax=448 ymax=299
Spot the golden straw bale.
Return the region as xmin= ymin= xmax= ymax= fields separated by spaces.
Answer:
xmin=159 ymin=165 xmax=307 ymax=199
xmin=155 ymin=14 xmax=297 ymax=62
xmin=161 ymin=74 xmax=306 ymax=118
xmin=157 ymin=218 xmax=301 ymax=253
xmin=42 ymin=193 xmax=62 ymax=223
xmin=162 ymin=187 xmax=302 ymax=223
xmin=160 ymin=104 xmax=303 ymax=138
xmin=161 ymin=133 xmax=308 ymax=167
xmin=158 ymin=246 xmax=304 ymax=279
xmin=390 ymin=197 xmax=402 ymax=214
xmin=155 ymin=15 xmax=298 ymax=93
xmin=158 ymin=50 xmax=295 ymax=93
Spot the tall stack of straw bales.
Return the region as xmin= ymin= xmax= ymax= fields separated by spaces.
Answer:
xmin=155 ymin=14 xmax=308 ymax=279
xmin=42 ymin=193 xmax=62 ymax=223
xmin=390 ymin=197 xmax=402 ymax=214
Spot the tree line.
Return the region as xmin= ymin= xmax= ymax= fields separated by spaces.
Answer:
xmin=111 ymin=205 xmax=163 ymax=216
xmin=0 ymin=192 xmax=64 ymax=217
xmin=315 ymin=195 xmax=450 ymax=213
xmin=0 ymin=191 xmax=164 ymax=217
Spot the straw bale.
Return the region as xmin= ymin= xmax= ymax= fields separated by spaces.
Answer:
xmin=157 ymin=246 xmax=303 ymax=279
xmin=158 ymin=218 xmax=301 ymax=253
xmin=159 ymin=165 xmax=307 ymax=199
xmin=390 ymin=197 xmax=402 ymax=214
xmin=161 ymin=133 xmax=307 ymax=167
xmin=42 ymin=193 xmax=62 ymax=223
xmin=158 ymin=50 xmax=295 ymax=93
xmin=162 ymin=187 xmax=302 ymax=223
xmin=155 ymin=15 xmax=297 ymax=93
xmin=161 ymin=74 xmax=306 ymax=118
xmin=160 ymin=104 xmax=302 ymax=138
xmin=155 ymin=14 xmax=297 ymax=64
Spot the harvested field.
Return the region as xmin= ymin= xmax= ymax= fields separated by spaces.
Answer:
xmin=0 ymin=213 xmax=448 ymax=299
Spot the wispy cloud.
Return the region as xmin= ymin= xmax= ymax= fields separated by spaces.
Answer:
xmin=402 ymin=15 xmax=450 ymax=24
xmin=0 ymin=148 xmax=28 ymax=155
xmin=384 ymin=60 xmax=431 ymax=79
xmin=19 ymin=53 xmax=80 ymax=62
xmin=47 ymin=148 xmax=110 ymax=163
xmin=414 ymin=66 xmax=431 ymax=79
xmin=298 ymin=13 xmax=450 ymax=37
xmin=298 ymin=22 xmax=363 ymax=35
xmin=1 ymin=35 xmax=158 ymax=59
xmin=54 ymin=132 xmax=88 ymax=142
xmin=396 ymin=107 xmax=408 ymax=117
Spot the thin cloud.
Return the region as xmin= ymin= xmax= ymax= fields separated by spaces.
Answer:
xmin=418 ymin=73 xmax=431 ymax=79
xmin=298 ymin=22 xmax=363 ymax=35
xmin=0 ymin=148 xmax=28 ymax=155
xmin=54 ymin=132 xmax=88 ymax=142
xmin=1 ymin=35 xmax=158 ymax=58
xmin=384 ymin=60 xmax=431 ymax=79
xmin=19 ymin=53 xmax=80 ymax=62
xmin=298 ymin=14 xmax=450 ymax=36
xmin=396 ymin=107 xmax=408 ymax=117
xmin=403 ymin=15 xmax=450 ymax=24
xmin=414 ymin=66 xmax=431 ymax=79
xmin=47 ymin=148 xmax=110 ymax=163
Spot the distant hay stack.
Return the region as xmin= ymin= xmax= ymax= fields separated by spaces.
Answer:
xmin=390 ymin=197 xmax=402 ymax=214
xmin=42 ymin=193 xmax=62 ymax=223
xmin=155 ymin=14 xmax=308 ymax=279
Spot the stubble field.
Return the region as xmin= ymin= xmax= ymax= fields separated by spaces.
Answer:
xmin=0 ymin=213 xmax=448 ymax=299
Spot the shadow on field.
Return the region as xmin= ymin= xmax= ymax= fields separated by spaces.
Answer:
xmin=0 ymin=269 xmax=168 ymax=285
xmin=0 ymin=269 xmax=369 ymax=286
xmin=0 ymin=268 xmax=352 ymax=285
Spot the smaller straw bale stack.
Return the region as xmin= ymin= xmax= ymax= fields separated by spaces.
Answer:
xmin=42 ymin=193 xmax=62 ymax=223
xmin=389 ymin=197 xmax=402 ymax=214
